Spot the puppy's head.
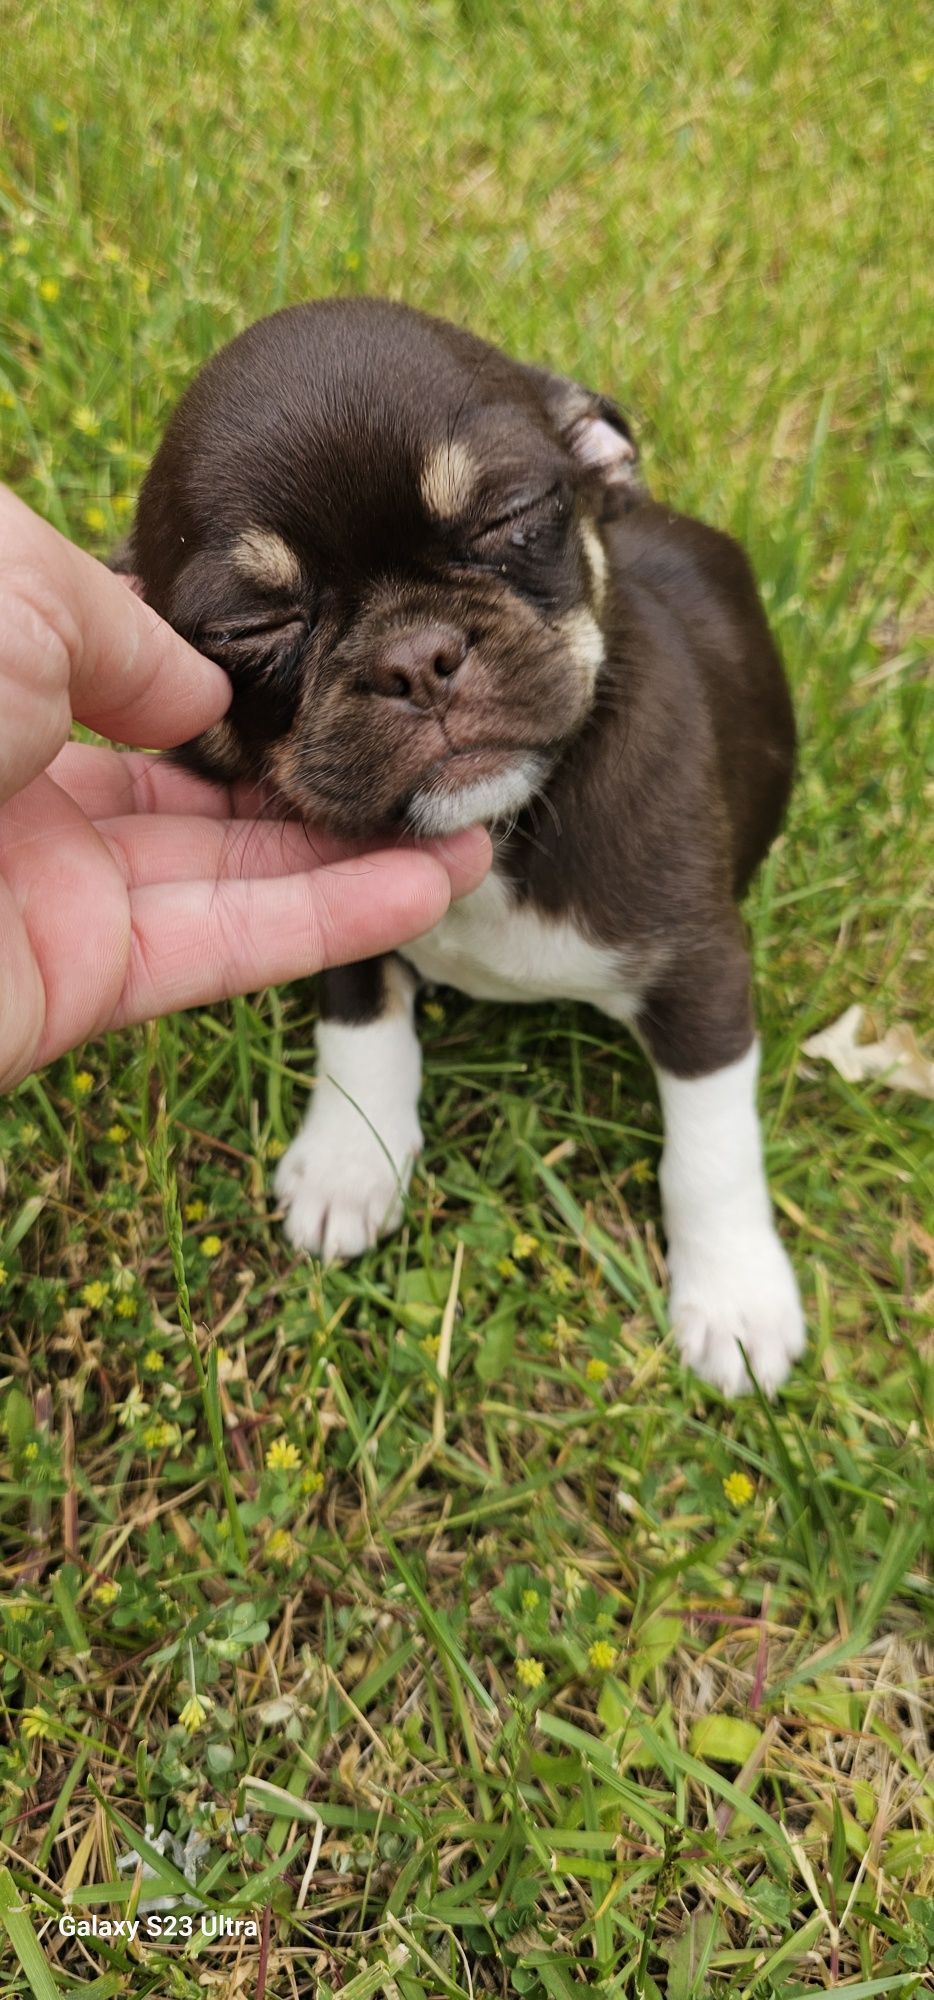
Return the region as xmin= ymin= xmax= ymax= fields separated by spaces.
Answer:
xmin=124 ymin=298 xmax=638 ymax=837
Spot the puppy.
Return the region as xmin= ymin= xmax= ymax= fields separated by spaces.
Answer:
xmin=118 ymin=297 xmax=805 ymax=1395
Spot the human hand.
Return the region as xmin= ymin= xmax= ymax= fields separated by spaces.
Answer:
xmin=0 ymin=488 xmax=491 ymax=1093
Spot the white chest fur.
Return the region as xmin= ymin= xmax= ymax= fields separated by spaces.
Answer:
xmin=399 ymin=869 xmax=648 ymax=1022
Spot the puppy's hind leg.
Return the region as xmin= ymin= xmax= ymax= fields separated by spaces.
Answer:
xmin=275 ymin=956 xmax=423 ymax=1261
xmin=638 ymin=934 xmax=805 ymax=1397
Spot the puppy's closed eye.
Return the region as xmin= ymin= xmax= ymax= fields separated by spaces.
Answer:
xmin=467 ymin=484 xmax=574 ymax=609
xmin=469 ymin=481 xmax=569 ymax=545
xmin=174 ymin=610 xmax=313 ymax=786
xmin=204 ymin=622 xmax=311 ymax=742
xmin=196 ymin=612 xmax=310 ymax=675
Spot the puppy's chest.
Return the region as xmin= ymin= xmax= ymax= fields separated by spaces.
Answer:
xmin=399 ymin=871 xmax=647 ymax=1021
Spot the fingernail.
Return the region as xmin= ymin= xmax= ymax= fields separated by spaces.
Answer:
xmin=426 ymin=824 xmax=493 ymax=867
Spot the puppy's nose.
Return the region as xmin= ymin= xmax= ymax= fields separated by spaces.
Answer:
xmin=367 ymin=624 xmax=467 ymax=707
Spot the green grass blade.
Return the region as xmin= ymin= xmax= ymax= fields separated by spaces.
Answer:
xmin=0 ymin=1867 xmax=62 ymax=2000
xmin=382 ymin=1533 xmax=496 ymax=1715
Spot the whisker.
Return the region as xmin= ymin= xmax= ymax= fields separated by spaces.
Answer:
xmin=531 ymin=786 xmax=563 ymax=840
xmin=446 ymin=351 xmax=493 ymax=453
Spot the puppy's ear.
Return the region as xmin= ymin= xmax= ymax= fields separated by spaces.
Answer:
xmin=562 ymin=392 xmax=639 ymax=488
xmin=529 ymin=368 xmax=641 ymax=509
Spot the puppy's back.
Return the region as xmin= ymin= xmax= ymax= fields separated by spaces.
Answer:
xmin=606 ymin=502 xmax=796 ymax=895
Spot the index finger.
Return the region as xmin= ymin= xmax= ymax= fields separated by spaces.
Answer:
xmin=48 ymin=742 xmax=240 ymax=822
xmin=0 ymin=486 xmax=230 ymax=800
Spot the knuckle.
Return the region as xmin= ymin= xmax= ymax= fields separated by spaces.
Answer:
xmin=3 ymin=562 xmax=83 ymax=688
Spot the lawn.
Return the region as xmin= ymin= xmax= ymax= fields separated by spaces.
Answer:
xmin=1 ymin=1 xmax=932 ymax=1992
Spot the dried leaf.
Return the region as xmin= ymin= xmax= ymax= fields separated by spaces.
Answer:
xmin=802 ymin=1004 xmax=934 ymax=1098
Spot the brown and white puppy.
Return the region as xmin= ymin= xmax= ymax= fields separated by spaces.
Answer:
xmin=118 ymin=297 xmax=804 ymax=1395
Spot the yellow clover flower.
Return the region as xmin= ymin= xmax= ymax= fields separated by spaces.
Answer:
xmin=585 ymin=1357 xmax=609 ymax=1383
xmin=39 ymin=279 xmax=61 ymax=303
xmin=563 ymin=1565 xmax=584 ymax=1609
xmin=114 ymin=1296 xmax=137 ymax=1319
xmin=177 ymin=1692 xmax=212 ymax=1734
xmin=81 ymin=1279 xmax=109 ymax=1309
xmin=588 ymin=1639 xmax=617 ymax=1673
xmin=184 ymin=1198 xmax=206 ymax=1221
xmin=22 ymin=1706 xmax=53 ymax=1740
xmin=73 ymin=1070 xmax=94 ymax=1095
xmin=143 ymin=1349 xmax=164 ymax=1372
xmin=512 ymin=1232 xmax=539 ymax=1260
xmin=92 ymin=1579 xmax=120 ymax=1607
xmin=723 ymin=1471 xmax=755 ymax=1508
xmin=200 ymin=1234 xmax=223 ymax=1258
xmin=83 ymin=506 xmax=107 ymax=534
xmin=547 ymin=1262 xmax=574 ymax=1295
xmin=266 ymin=1529 xmax=298 ymax=1564
xmin=142 ymin=1420 xmax=180 ymax=1452
xmin=266 ymin=1437 xmax=301 ymax=1472
xmin=117 ymin=1386 xmax=148 ymax=1428
xmin=106 ymin=1123 xmax=129 ymax=1143
xmin=300 ymin=1468 xmax=325 ymax=1495
xmin=516 ymin=1657 xmax=545 ymax=1691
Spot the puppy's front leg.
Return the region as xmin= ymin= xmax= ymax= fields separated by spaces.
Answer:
xmin=639 ymin=941 xmax=805 ymax=1396
xmin=275 ymin=957 xmax=423 ymax=1261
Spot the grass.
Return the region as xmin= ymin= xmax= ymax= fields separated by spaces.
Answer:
xmin=1 ymin=0 xmax=932 ymax=1991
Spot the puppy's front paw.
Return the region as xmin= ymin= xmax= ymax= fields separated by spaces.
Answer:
xmin=668 ymin=1226 xmax=805 ymax=1397
xmin=274 ymin=1112 xmax=422 ymax=1262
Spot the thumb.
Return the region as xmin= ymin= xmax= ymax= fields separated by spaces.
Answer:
xmin=0 ymin=487 xmax=230 ymax=802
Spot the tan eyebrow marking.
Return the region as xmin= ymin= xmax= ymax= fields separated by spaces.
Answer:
xmin=232 ymin=527 xmax=303 ymax=593
xmin=419 ymin=442 xmax=477 ymax=522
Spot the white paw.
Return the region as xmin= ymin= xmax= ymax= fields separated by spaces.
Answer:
xmin=274 ymin=1111 xmax=422 ymax=1261
xmin=668 ymin=1226 xmax=805 ymax=1396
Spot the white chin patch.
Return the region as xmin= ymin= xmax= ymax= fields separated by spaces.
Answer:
xmin=407 ymin=753 xmax=546 ymax=835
